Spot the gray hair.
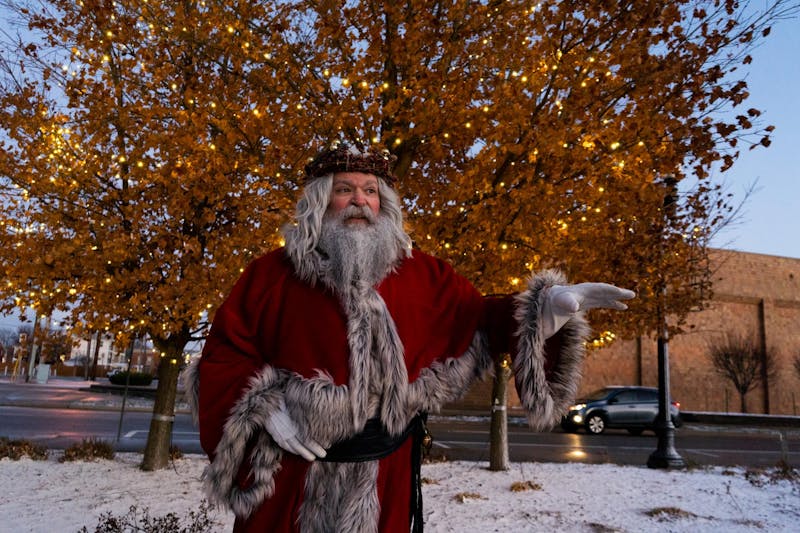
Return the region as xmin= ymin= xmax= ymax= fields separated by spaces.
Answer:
xmin=283 ymin=175 xmax=412 ymax=283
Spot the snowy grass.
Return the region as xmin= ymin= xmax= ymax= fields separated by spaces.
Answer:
xmin=1 ymin=451 xmax=798 ymax=532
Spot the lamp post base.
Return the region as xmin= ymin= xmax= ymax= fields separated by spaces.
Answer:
xmin=648 ymin=330 xmax=685 ymax=470
xmin=647 ymin=426 xmax=685 ymax=469
xmin=647 ymin=450 xmax=686 ymax=469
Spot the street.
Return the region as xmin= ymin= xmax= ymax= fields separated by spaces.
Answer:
xmin=1 ymin=378 xmax=798 ymax=468
xmin=0 ymin=405 xmax=199 ymax=453
xmin=426 ymin=417 xmax=800 ymax=467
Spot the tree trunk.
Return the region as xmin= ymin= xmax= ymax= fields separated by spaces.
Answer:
xmin=489 ymin=355 xmax=512 ymax=471
xmin=141 ymin=331 xmax=189 ymax=471
xmin=740 ymin=392 xmax=748 ymax=414
xmin=90 ymin=331 xmax=101 ymax=381
xmin=141 ymin=353 xmax=181 ymax=470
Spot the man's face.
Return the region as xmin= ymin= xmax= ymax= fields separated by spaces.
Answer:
xmin=328 ymin=172 xmax=381 ymax=225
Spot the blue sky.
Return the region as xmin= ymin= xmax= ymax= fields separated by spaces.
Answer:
xmin=710 ymin=14 xmax=800 ymax=259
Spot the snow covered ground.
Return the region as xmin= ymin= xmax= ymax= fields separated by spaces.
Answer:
xmin=1 ymin=452 xmax=797 ymax=532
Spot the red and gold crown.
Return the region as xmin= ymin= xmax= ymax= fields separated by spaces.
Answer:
xmin=304 ymin=139 xmax=397 ymax=186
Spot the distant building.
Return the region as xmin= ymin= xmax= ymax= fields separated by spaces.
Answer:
xmin=452 ymin=249 xmax=800 ymax=416
xmin=69 ymin=334 xmax=160 ymax=374
xmin=70 ymin=334 xmax=123 ymax=368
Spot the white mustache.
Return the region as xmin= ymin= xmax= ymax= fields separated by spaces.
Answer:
xmin=338 ymin=205 xmax=377 ymax=223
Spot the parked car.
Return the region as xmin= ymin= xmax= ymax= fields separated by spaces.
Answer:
xmin=561 ymin=386 xmax=682 ymax=435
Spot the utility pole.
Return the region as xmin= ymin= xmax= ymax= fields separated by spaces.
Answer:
xmin=647 ymin=176 xmax=685 ymax=469
xmin=116 ymin=335 xmax=136 ymax=442
xmin=83 ymin=333 xmax=92 ymax=380
xmin=90 ymin=331 xmax=101 ymax=381
xmin=25 ymin=313 xmax=39 ymax=383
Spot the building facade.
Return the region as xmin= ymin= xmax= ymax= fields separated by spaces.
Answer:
xmin=69 ymin=334 xmax=161 ymax=374
xmin=453 ymin=249 xmax=800 ymax=416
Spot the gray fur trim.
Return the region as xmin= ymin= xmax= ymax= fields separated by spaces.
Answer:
xmin=181 ymin=356 xmax=201 ymax=426
xmin=513 ymin=270 xmax=591 ymax=431
xmin=286 ymin=332 xmax=491 ymax=532
xmin=407 ymin=332 xmax=493 ymax=414
xmin=200 ymin=322 xmax=491 ymax=523
xmin=283 ymin=371 xmax=354 ymax=447
xmin=342 ymin=283 xmax=378 ymax=430
xmin=202 ymin=365 xmax=287 ymax=517
xmin=299 ymin=461 xmax=380 ymax=533
xmin=367 ymin=289 xmax=411 ymax=435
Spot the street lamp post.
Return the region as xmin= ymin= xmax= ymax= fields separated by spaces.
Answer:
xmin=647 ymin=176 xmax=685 ymax=469
xmin=647 ymin=314 xmax=685 ymax=468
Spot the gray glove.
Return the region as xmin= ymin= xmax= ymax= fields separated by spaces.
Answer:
xmin=264 ymin=397 xmax=327 ymax=461
xmin=542 ymin=283 xmax=636 ymax=339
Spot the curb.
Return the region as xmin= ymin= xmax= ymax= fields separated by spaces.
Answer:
xmin=682 ymin=411 xmax=800 ymax=428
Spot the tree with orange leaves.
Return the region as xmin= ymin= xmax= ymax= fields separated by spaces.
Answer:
xmin=0 ymin=0 xmax=794 ymax=470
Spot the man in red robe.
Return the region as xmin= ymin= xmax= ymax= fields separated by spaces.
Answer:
xmin=185 ymin=140 xmax=634 ymax=532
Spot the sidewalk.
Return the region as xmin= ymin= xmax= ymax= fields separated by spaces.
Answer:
xmin=0 ymin=375 xmax=92 ymax=389
xmin=0 ymin=375 xmax=183 ymax=412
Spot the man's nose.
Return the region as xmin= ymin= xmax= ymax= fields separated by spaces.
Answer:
xmin=350 ymin=190 xmax=366 ymax=206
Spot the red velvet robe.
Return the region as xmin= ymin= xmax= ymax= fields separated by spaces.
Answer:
xmin=191 ymin=248 xmax=587 ymax=532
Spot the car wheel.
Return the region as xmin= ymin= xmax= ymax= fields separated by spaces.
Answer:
xmin=671 ymin=415 xmax=683 ymax=428
xmin=627 ymin=428 xmax=644 ymax=436
xmin=585 ymin=414 xmax=606 ymax=434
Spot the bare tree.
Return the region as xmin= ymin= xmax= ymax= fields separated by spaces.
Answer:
xmin=0 ymin=328 xmax=17 ymax=353
xmin=708 ymin=332 xmax=777 ymax=413
xmin=793 ymin=355 xmax=800 ymax=380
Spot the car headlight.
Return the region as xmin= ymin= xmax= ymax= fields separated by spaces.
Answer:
xmin=572 ymin=414 xmax=583 ymax=424
xmin=568 ymin=403 xmax=586 ymax=412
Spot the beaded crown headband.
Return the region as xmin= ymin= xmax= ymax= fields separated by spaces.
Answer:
xmin=304 ymin=139 xmax=397 ymax=186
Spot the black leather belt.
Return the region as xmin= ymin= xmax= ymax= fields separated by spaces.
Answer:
xmin=320 ymin=414 xmax=429 ymax=532
xmin=320 ymin=416 xmax=418 ymax=462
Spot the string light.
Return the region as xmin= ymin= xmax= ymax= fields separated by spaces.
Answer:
xmin=589 ymin=331 xmax=617 ymax=349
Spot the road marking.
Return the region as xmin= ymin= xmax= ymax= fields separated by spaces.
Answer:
xmin=436 ymin=440 xmax=487 ymax=448
xmin=436 ymin=440 xmax=799 ymax=460
xmin=686 ymin=450 xmax=720 ymax=458
xmin=122 ymin=430 xmax=199 ymax=439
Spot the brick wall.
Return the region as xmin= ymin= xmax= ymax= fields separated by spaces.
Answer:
xmin=449 ymin=249 xmax=800 ymax=416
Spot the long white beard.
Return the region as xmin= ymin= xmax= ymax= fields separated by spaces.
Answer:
xmin=317 ymin=205 xmax=403 ymax=295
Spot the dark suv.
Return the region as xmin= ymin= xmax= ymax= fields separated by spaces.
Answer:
xmin=560 ymin=386 xmax=682 ymax=435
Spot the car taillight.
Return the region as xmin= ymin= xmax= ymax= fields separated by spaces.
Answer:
xmin=671 ymin=401 xmax=680 ymax=409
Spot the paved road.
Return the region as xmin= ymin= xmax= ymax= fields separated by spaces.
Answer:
xmin=426 ymin=417 xmax=800 ymax=467
xmin=1 ymin=379 xmax=798 ymax=467
xmin=0 ymin=405 xmax=199 ymax=452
